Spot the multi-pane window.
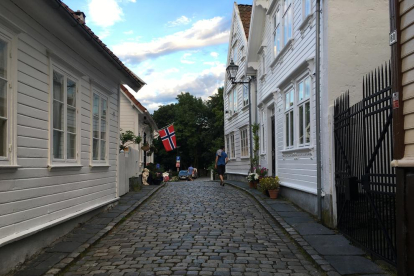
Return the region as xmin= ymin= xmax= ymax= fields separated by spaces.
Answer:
xmin=226 ymin=135 xmax=230 ymax=157
xmin=0 ymin=38 xmax=8 ymax=158
xmin=243 ymin=81 xmax=249 ymax=107
xmin=228 ymin=91 xmax=233 ymax=115
xmin=52 ymin=70 xmax=78 ymax=161
xmin=232 ymin=89 xmax=238 ymax=114
xmin=283 ymin=0 xmax=293 ymax=45
xmin=304 ymin=0 xmax=311 ymax=18
xmin=298 ymin=77 xmax=311 ymax=145
xmin=285 ymin=88 xmax=294 ymax=148
xmin=240 ymin=128 xmax=248 ymax=157
xmin=261 ymin=110 xmax=266 ymax=152
xmin=232 ymin=43 xmax=238 ymax=64
xmin=230 ymin=133 xmax=235 ymax=158
xmin=92 ymin=93 xmax=108 ymax=161
xmin=273 ymin=7 xmax=282 ymax=57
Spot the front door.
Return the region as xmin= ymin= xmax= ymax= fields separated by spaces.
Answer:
xmin=271 ymin=115 xmax=276 ymax=177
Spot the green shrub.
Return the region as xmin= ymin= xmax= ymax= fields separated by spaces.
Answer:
xmin=258 ymin=176 xmax=280 ymax=192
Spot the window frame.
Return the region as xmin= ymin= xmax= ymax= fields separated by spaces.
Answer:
xmin=272 ymin=0 xmax=294 ymax=61
xmin=242 ymin=81 xmax=249 ymax=107
xmin=273 ymin=5 xmax=282 ymax=57
xmin=233 ymin=88 xmax=238 ymax=114
xmin=261 ymin=110 xmax=266 ymax=153
xmin=303 ymin=0 xmax=312 ymax=19
xmin=91 ymin=90 xmax=109 ymax=164
xmin=284 ymin=87 xmax=295 ymax=149
xmin=228 ymin=90 xmax=233 ymax=116
xmin=49 ymin=65 xmax=80 ymax=165
xmin=297 ymin=76 xmax=311 ymax=147
xmin=230 ymin=132 xmax=235 ymax=159
xmin=0 ymin=29 xmax=14 ymax=166
xmin=240 ymin=127 xmax=249 ymax=158
xmin=232 ymin=42 xmax=238 ymax=64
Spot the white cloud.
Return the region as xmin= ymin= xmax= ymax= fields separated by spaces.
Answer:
xmin=98 ymin=29 xmax=111 ymax=39
xmin=180 ymin=53 xmax=195 ymax=64
xmin=88 ymin=0 xmax=123 ymax=28
xmin=123 ymin=30 xmax=134 ymax=35
xmin=130 ymin=62 xmax=226 ymax=113
xmin=112 ymin=17 xmax=230 ymax=64
xmin=167 ymin=16 xmax=192 ymax=27
xmin=210 ymin=52 xmax=219 ymax=58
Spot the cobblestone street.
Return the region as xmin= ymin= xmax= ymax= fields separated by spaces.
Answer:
xmin=63 ymin=180 xmax=321 ymax=276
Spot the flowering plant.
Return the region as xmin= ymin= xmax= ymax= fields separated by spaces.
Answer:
xmin=247 ymin=173 xmax=259 ymax=182
xmin=251 ymin=166 xmax=268 ymax=178
xmin=258 ymin=176 xmax=281 ymax=192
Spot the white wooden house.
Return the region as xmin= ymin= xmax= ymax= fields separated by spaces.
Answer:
xmin=224 ymin=3 xmax=254 ymax=181
xmin=226 ymin=0 xmax=390 ymax=225
xmin=0 ymin=1 xmax=145 ymax=273
xmin=120 ymin=84 xmax=158 ymax=174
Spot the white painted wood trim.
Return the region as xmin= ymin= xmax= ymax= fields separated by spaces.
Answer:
xmin=280 ymin=181 xmax=318 ymax=195
xmin=0 ymin=197 xmax=118 ymax=248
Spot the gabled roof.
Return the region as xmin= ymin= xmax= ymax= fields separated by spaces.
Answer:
xmin=238 ymin=4 xmax=252 ymax=40
xmin=55 ymin=0 xmax=146 ymax=90
xmin=120 ymin=85 xmax=147 ymax=113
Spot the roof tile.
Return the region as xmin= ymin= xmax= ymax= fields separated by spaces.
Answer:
xmin=238 ymin=4 xmax=252 ymax=40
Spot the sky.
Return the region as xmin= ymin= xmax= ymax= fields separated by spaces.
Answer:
xmin=64 ymin=0 xmax=252 ymax=113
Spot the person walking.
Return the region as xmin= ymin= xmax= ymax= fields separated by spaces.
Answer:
xmin=215 ymin=145 xmax=228 ymax=186
xmin=187 ymin=165 xmax=194 ymax=181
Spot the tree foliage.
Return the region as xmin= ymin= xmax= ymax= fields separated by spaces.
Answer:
xmin=152 ymin=88 xmax=224 ymax=172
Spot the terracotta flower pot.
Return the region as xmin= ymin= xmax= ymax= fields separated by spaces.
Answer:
xmin=268 ymin=189 xmax=279 ymax=199
xmin=249 ymin=181 xmax=257 ymax=188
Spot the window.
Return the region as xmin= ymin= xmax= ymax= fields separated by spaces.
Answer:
xmin=261 ymin=110 xmax=266 ymax=152
xmin=226 ymin=135 xmax=230 ymax=157
xmin=243 ymin=81 xmax=249 ymax=107
xmin=285 ymin=88 xmax=294 ymax=148
xmin=233 ymin=88 xmax=238 ymax=113
xmin=303 ymin=0 xmax=311 ymax=18
xmin=240 ymin=46 xmax=244 ymax=60
xmin=230 ymin=133 xmax=235 ymax=158
xmin=273 ymin=0 xmax=293 ymax=58
xmin=273 ymin=7 xmax=282 ymax=57
xmin=0 ymin=37 xmax=8 ymax=159
xmin=240 ymin=128 xmax=249 ymax=157
xmin=228 ymin=91 xmax=233 ymax=115
xmin=232 ymin=43 xmax=238 ymax=64
xmin=52 ymin=69 xmax=78 ymax=161
xmin=298 ymin=77 xmax=311 ymax=146
xmin=92 ymin=92 xmax=108 ymax=162
xmin=262 ymin=53 xmax=266 ymax=76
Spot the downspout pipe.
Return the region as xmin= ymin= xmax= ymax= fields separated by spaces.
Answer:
xmin=248 ymin=80 xmax=253 ymax=172
xmin=316 ymin=0 xmax=322 ymax=221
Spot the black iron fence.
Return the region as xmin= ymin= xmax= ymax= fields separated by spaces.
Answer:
xmin=334 ymin=62 xmax=396 ymax=265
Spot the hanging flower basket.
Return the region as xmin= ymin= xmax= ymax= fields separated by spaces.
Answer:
xmin=146 ymin=150 xmax=153 ymax=156
xmin=141 ymin=144 xmax=150 ymax=151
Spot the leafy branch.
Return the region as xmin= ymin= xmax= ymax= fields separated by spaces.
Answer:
xmin=120 ymin=130 xmax=142 ymax=151
xmin=250 ymin=123 xmax=260 ymax=171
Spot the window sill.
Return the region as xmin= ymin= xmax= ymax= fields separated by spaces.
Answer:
xmin=89 ymin=164 xmax=110 ymax=168
xmin=270 ymin=39 xmax=294 ymax=68
xmin=0 ymin=165 xmax=21 ymax=170
xmin=259 ymin=73 xmax=267 ymax=81
xmin=240 ymin=156 xmax=250 ymax=160
xmin=281 ymin=146 xmax=314 ymax=159
xmin=281 ymin=146 xmax=313 ymax=153
xmin=241 ymin=104 xmax=249 ymax=111
xmin=298 ymin=14 xmax=313 ymax=34
xmin=48 ymin=164 xmax=83 ymax=171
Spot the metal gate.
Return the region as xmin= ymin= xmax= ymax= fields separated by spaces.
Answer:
xmin=334 ymin=63 xmax=397 ymax=265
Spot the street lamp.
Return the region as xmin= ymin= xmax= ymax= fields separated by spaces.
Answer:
xmin=225 ymin=59 xmax=256 ymax=172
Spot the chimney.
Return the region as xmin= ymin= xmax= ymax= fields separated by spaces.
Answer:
xmin=74 ymin=10 xmax=86 ymax=24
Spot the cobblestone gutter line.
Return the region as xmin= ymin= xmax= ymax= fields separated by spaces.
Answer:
xmin=224 ymin=181 xmax=341 ymax=276
xmin=45 ymin=183 xmax=166 ymax=276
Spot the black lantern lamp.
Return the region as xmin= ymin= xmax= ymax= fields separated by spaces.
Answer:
xmin=226 ymin=59 xmax=251 ymax=84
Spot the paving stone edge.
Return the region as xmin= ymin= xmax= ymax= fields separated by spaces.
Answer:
xmin=224 ymin=181 xmax=341 ymax=276
xmin=45 ymin=183 xmax=166 ymax=276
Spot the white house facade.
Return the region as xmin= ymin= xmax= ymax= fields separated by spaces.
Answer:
xmin=0 ymin=1 xmax=145 ymax=274
xmin=224 ymin=4 xmax=254 ymax=181
xmin=228 ymin=0 xmax=390 ymax=226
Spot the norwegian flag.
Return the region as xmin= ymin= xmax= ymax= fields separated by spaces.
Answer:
xmin=158 ymin=124 xmax=177 ymax=152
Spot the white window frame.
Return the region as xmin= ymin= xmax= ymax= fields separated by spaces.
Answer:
xmin=233 ymin=88 xmax=238 ymax=114
xmin=272 ymin=0 xmax=294 ymax=60
xmin=261 ymin=110 xmax=266 ymax=153
xmin=242 ymin=81 xmax=249 ymax=107
xmin=228 ymin=91 xmax=233 ymax=116
xmin=284 ymin=87 xmax=295 ymax=149
xmin=303 ymin=0 xmax=312 ymax=19
xmin=0 ymin=28 xmax=16 ymax=167
xmin=91 ymin=90 xmax=109 ymax=164
xmin=297 ymin=76 xmax=311 ymax=147
xmin=240 ymin=127 xmax=249 ymax=158
xmin=232 ymin=43 xmax=238 ymax=64
xmin=262 ymin=53 xmax=266 ymax=76
xmin=230 ymin=132 xmax=235 ymax=159
xmin=225 ymin=134 xmax=230 ymax=158
xmin=49 ymin=66 xmax=80 ymax=165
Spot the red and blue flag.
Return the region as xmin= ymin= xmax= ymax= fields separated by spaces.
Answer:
xmin=158 ymin=124 xmax=177 ymax=152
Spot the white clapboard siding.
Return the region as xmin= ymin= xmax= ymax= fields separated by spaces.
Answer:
xmin=253 ymin=0 xmax=317 ymax=192
xmin=0 ymin=1 xmax=125 ymax=242
xmin=224 ymin=4 xmax=252 ymax=176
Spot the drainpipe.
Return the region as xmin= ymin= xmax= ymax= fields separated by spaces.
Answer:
xmin=248 ymin=80 xmax=253 ymax=172
xmin=316 ymin=0 xmax=322 ymax=221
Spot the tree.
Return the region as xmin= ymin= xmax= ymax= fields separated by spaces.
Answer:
xmin=152 ymin=88 xmax=224 ymax=173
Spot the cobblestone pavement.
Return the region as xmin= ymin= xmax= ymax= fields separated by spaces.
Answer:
xmin=63 ymin=180 xmax=322 ymax=276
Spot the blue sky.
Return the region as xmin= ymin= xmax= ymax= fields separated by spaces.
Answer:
xmin=64 ymin=0 xmax=252 ymax=113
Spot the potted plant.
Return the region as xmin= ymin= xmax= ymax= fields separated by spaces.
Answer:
xmin=246 ymin=172 xmax=259 ymax=188
xmin=258 ymin=176 xmax=281 ymax=199
xmin=141 ymin=142 xmax=150 ymax=151
xmin=119 ymin=130 xmax=142 ymax=152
